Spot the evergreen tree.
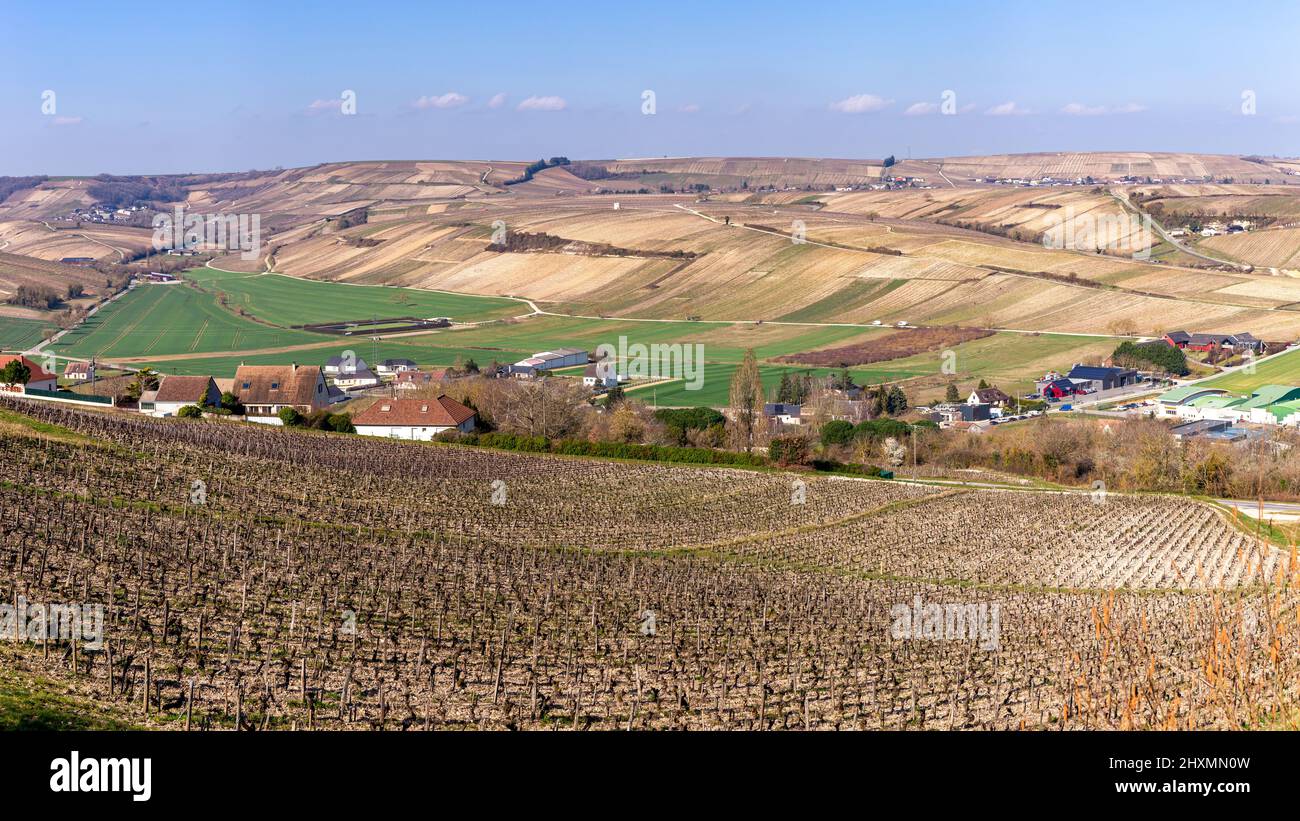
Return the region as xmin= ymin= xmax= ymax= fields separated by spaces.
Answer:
xmin=945 ymin=382 xmax=960 ymax=403
xmin=887 ymin=385 xmax=909 ymax=416
xmin=776 ymin=372 xmax=794 ymax=403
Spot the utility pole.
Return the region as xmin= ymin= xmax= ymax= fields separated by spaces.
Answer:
xmin=911 ymin=424 xmax=917 ymax=480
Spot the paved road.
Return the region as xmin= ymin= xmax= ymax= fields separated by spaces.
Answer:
xmin=1217 ymin=498 xmax=1300 ymax=522
xmin=1110 ymin=190 xmax=1249 ymax=270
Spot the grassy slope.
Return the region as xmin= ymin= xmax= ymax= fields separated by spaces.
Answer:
xmin=0 ymin=647 xmax=138 ymax=730
xmin=0 ymin=316 xmax=55 ymax=351
xmin=50 ymin=283 xmax=324 ymax=359
xmin=1201 ymin=347 xmax=1300 ymax=392
xmin=187 ymin=267 xmax=524 ymax=325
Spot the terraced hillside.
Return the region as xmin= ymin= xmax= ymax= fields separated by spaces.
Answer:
xmin=2 ymin=398 xmax=1297 ymax=730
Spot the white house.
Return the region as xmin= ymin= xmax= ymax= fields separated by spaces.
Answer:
xmin=234 ymin=363 xmax=331 ymax=423
xmin=583 ymin=362 xmax=618 ymax=389
xmin=145 ymin=375 xmax=220 ymax=417
xmin=332 ymin=368 xmax=381 ymax=390
xmin=323 ymin=355 xmax=369 ymax=376
xmin=351 ymin=395 xmax=477 ymax=440
xmin=64 ymin=361 xmax=95 ymax=382
xmin=376 ymin=358 xmax=418 ymax=377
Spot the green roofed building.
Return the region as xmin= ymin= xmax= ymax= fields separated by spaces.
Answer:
xmin=1157 ymin=386 xmax=1228 ymax=416
xmin=1236 ymin=384 xmax=1300 ymax=410
xmin=1264 ymin=399 xmax=1300 ymax=426
xmin=1159 ymin=383 xmax=1300 ymax=426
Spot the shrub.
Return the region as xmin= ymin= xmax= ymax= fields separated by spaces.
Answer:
xmin=821 ymin=420 xmax=855 ymax=446
xmin=768 ymin=435 xmax=811 ymax=467
xmin=176 ymin=405 xmax=203 ymax=419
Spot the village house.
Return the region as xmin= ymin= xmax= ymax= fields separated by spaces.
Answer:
xmin=393 ymin=369 xmax=448 ymax=391
xmin=323 ymin=355 xmax=369 ymax=376
xmin=967 ymin=387 xmax=1011 ymax=407
xmin=233 ymin=363 xmax=330 ymax=423
xmin=763 ymin=402 xmax=802 ymax=426
xmin=0 ymin=355 xmax=58 ymax=394
xmin=351 ymin=395 xmax=477 ymax=440
xmin=142 ymin=375 xmax=220 ymax=417
xmin=64 ymin=361 xmax=95 ymax=382
xmin=1163 ymin=331 xmax=1263 ymax=354
xmin=583 ymin=362 xmax=619 ymax=389
xmin=376 ymin=358 xmax=419 ymax=377
xmin=332 ymin=367 xmax=381 ymax=390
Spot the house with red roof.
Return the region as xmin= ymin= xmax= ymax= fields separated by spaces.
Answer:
xmin=351 ymin=395 xmax=476 ymax=440
xmin=0 ymin=355 xmax=58 ymax=394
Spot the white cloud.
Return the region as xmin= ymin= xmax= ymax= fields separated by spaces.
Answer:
xmin=678 ymin=103 xmax=701 ymax=114
xmin=903 ymin=101 xmax=938 ymax=116
xmin=829 ymin=94 xmax=893 ymax=114
xmin=487 ymin=92 xmax=507 ymax=109
xmin=985 ymin=101 xmax=1028 ymax=116
xmin=1062 ymin=102 xmax=1146 ymax=116
xmin=1061 ymin=102 xmax=1107 ymax=116
xmin=50 ymin=115 xmax=83 ymax=126
xmin=413 ymin=92 xmax=469 ymax=109
xmin=517 ymin=95 xmax=567 ymax=111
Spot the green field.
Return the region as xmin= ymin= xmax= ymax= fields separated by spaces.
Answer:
xmin=1200 ymin=347 xmax=1300 ymax=392
xmin=0 ymin=317 xmax=55 ymax=352
xmin=136 ymin=316 xmax=886 ymax=378
xmin=187 ymin=267 xmax=524 ymax=326
xmin=50 ymin=284 xmax=323 ymax=359
xmin=134 ymin=313 xmax=1113 ymax=409
xmin=642 ymin=331 xmax=1119 ymax=406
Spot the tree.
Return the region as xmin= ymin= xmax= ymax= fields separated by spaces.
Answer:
xmin=977 ymin=379 xmax=989 ymax=390
xmin=219 ymin=391 xmax=245 ymax=415
xmin=0 ymin=359 xmax=32 ymax=387
xmin=945 ymin=383 xmax=960 ymax=403
xmin=609 ymin=405 xmax=645 ymax=443
xmin=882 ymin=437 xmax=907 ymax=467
xmin=728 ymin=349 xmax=765 ymax=452
xmin=278 ymin=406 xmax=303 ymax=427
xmin=125 ymin=367 xmax=159 ymax=401
xmin=821 ymin=420 xmax=855 ymax=446
xmin=776 ymin=372 xmax=793 ymax=403
xmin=869 ymin=384 xmax=887 ymax=418
xmin=887 ymin=385 xmax=909 ymax=416
xmin=463 ymin=358 xmax=480 ymax=374
xmin=328 ymin=413 xmax=355 ymax=434
xmin=177 ymin=404 xmax=203 ymax=419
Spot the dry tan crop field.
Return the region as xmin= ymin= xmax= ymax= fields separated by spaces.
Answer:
xmin=5 ymin=399 xmax=1300 ymax=730
xmin=7 ymin=153 xmax=1300 ymax=345
xmin=189 ymin=163 xmax=1300 ymax=338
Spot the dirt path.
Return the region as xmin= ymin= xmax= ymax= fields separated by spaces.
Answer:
xmin=42 ymin=221 xmax=128 ymax=262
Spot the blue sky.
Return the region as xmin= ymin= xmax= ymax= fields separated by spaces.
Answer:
xmin=2 ymin=0 xmax=1298 ymax=174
